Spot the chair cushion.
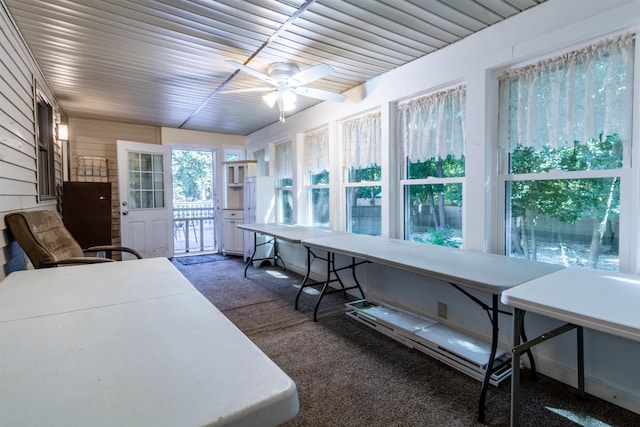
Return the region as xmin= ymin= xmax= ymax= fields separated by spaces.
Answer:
xmin=5 ymin=210 xmax=85 ymax=268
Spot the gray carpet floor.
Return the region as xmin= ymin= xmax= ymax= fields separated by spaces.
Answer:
xmin=172 ymin=255 xmax=640 ymax=427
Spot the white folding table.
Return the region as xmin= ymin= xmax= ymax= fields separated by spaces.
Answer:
xmin=236 ymin=224 xmax=360 ymax=318
xmin=237 ymin=223 xmax=347 ymax=277
xmin=501 ymin=267 xmax=640 ymax=427
xmin=0 ymin=258 xmax=299 ymax=427
xmin=302 ymin=236 xmax=564 ymax=422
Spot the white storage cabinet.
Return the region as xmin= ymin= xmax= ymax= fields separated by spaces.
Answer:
xmin=243 ymin=176 xmax=276 ymax=264
xmin=222 ymin=160 xmax=256 ymax=256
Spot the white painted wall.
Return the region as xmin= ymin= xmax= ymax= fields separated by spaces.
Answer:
xmin=245 ymin=0 xmax=640 ymax=414
xmin=161 ymin=127 xmax=245 ymax=148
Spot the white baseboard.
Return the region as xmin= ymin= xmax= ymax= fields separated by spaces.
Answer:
xmin=530 ymin=354 xmax=640 ymax=415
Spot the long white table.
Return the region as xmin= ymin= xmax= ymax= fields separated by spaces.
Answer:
xmin=501 ymin=267 xmax=640 ymax=427
xmin=302 ymin=233 xmax=565 ymax=423
xmin=237 ymin=223 xmax=348 ymax=277
xmin=236 ymin=224 xmax=361 ymax=319
xmin=0 ymin=258 xmax=299 ymax=427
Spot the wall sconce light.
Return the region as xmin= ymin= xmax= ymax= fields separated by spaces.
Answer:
xmin=57 ymin=123 xmax=69 ymax=141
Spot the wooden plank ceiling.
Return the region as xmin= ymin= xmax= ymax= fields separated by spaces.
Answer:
xmin=4 ymin=0 xmax=546 ymax=135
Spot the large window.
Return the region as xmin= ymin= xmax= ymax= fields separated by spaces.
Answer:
xmin=498 ymin=34 xmax=634 ymax=271
xmin=303 ymin=127 xmax=330 ymax=227
xmin=342 ymin=112 xmax=381 ymax=235
xmin=36 ymin=96 xmax=56 ymax=200
xmin=398 ymin=85 xmax=466 ymax=248
xmin=274 ymin=141 xmax=293 ymax=224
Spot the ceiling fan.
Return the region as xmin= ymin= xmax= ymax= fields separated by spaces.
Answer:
xmin=224 ymin=60 xmax=347 ymax=122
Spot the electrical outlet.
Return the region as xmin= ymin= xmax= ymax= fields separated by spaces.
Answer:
xmin=438 ymin=302 xmax=447 ymax=319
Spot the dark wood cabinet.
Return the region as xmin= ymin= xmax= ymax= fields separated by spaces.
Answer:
xmin=62 ymin=182 xmax=112 ymax=248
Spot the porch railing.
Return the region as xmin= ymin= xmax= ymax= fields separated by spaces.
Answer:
xmin=173 ymin=202 xmax=215 ymax=254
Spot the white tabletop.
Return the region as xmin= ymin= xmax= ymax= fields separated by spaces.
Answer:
xmin=501 ymin=267 xmax=640 ymax=342
xmin=0 ymin=258 xmax=194 ymax=322
xmin=301 ymin=235 xmax=563 ymax=293
xmin=302 ymin=233 xmax=413 ymax=258
xmin=367 ymin=244 xmax=565 ymax=293
xmin=0 ymin=258 xmax=299 ymax=427
xmin=237 ymin=223 xmax=348 ymax=243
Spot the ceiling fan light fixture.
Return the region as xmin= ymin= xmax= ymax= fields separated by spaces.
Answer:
xmin=262 ymin=91 xmax=279 ymax=108
xmin=281 ymin=89 xmax=296 ymax=112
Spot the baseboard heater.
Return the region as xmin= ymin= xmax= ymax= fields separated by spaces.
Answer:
xmin=345 ymin=300 xmax=512 ymax=386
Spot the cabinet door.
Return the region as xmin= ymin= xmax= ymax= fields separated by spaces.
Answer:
xmin=222 ymin=219 xmax=236 ymax=253
xmin=233 ymin=223 xmax=244 ymax=253
xmin=223 ymin=219 xmax=244 ymax=254
xmin=62 ymin=182 xmax=112 ymax=248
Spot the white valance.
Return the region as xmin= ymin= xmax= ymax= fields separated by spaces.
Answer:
xmin=303 ymin=127 xmax=329 ymax=176
xmin=274 ymin=142 xmax=292 ymax=179
xmin=341 ymin=112 xmax=381 ymax=169
xmin=498 ymin=34 xmax=634 ymax=152
xmin=398 ymin=85 xmax=466 ymax=162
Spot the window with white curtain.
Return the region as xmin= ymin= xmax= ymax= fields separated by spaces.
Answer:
xmin=251 ymin=148 xmax=266 ymax=176
xmin=303 ymin=127 xmax=330 ymax=227
xmin=341 ymin=112 xmax=381 ymax=235
xmin=498 ymin=33 xmax=634 ymax=271
xmin=273 ymin=141 xmax=293 ymax=224
xmin=398 ymin=85 xmax=466 ymax=247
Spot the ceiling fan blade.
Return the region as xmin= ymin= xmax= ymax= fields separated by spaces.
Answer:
xmin=220 ymin=86 xmax=274 ymax=94
xmin=225 ymin=60 xmax=275 ymax=85
xmin=289 ymin=63 xmax=334 ymax=86
xmin=294 ymin=87 xmax=347 ymax=102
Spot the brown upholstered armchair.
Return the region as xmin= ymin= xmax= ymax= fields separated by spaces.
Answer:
xmin=5 ymin=210 xmax=143 ymax=268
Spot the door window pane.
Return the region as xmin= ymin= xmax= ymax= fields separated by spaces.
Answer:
xmin=140 ymin=153 xmax=152 ymax=171
xmin=128 ymin=152 xmax=165 ymax=208
xmin=128 ymin=153 xmax=140 ymax=170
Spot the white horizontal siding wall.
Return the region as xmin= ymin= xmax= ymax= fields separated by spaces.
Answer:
xmin=0 ymin=3 xmax=62 ymax=278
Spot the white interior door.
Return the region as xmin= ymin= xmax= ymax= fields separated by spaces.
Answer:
xmin=117 ymin=140 xmax=173 ymax=259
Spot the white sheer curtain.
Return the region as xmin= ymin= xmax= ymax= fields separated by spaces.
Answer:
xmin=498 ymin=34 xmax=634 ymax=152
xmin=398 ymin=85 xmax=466 ymax=162
xmin=252 ymin=149 xmax=266 ymax=176
xmin=303 ymin=127 xmax=329 ymax=178
xmin=341 ymin=112 xmax=381 ymax=170
xmin=274 ymin=142 xmax=292 ymax=182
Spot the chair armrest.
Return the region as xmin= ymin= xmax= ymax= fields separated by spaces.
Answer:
xmin=85 ymin=246 xmax=144 ymax=259
xmin=42 ymin=257 xmax=117 ymax=267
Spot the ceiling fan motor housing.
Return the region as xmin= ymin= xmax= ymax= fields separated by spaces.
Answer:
xmin=267 ymin=62 xmax=300 ymax=83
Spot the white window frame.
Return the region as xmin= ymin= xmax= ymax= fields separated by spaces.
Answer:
xmin=495 ymin=32 xmax=637 ymax=273
xmin=272 ymin=140 xmax=294 ymax=224
xmin=340 ymin=112 xmax=382 ymax=235
xmin=35 ymin=87 xmax=58 ymax=202
xmin=302 ymin=126 xmax=330 ymax=227
xmin=398 ymin=85 xmax=466 ymax=247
